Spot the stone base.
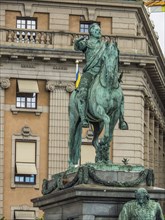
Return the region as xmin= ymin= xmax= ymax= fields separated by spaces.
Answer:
xmin=32 ymin=164 xmax=165 ymax=219
xmin=32 ymin=184 xmax=165 ymax=220
xmin=40 ymin=163 xmax=154 ymax=195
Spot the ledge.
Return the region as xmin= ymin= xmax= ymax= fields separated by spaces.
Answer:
xmin=10 ymin=105 xmax=43 ymax=116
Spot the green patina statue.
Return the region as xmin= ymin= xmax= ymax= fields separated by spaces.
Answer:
xmin=118 ymin=188 xmax=164 ymax=220
xmin=68 ymin=23 xmax=128 ymax=166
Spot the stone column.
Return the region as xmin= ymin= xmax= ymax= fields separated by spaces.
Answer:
xmin=46 ymin=81 xmax=74 ymax=179
xmin=163 ymin=130 xmax=165 ymax=187
xmin=149 ymin=110 xmax=155 ymax=170
xmin=154 ymin=120 xmax=159 ymax=186
xmin=0 ymin=78 xmax=10 ymax=217
xmin=159 ymin=126 xmax=164 ymax=187
xmin=144 ymin=99 xmax=150 ymax=168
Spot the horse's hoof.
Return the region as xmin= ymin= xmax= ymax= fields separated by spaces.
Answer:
xmin=82 ymin=120 xmax=89 ymax=128
xmin=119 ymin=121 xmax=128 ymax=130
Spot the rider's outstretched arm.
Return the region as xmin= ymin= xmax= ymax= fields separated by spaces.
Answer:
xmin=74 ymin=36 xmax=87 ymax=52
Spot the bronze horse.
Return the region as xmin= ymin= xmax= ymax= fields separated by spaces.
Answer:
xmin=68 ymin=42 xmax=128 ymax=166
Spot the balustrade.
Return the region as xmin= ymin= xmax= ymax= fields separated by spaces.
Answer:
xmin=0 ymin=27 xmax=148 ymax=54
xmin=7 ymin=29 xmax=52 ymax=45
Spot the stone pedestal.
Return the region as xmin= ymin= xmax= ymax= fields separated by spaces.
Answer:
xmin=32 ymin=184 xmax=165 ymax=220
xmin=32 ymin=164 xmax=165 ymax=219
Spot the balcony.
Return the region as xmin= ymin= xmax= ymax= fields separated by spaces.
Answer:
xmin=0 ymin=27 xmax=149 ymax=55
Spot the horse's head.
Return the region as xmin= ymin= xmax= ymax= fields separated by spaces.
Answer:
xmin=99 ymin=41 xmax=119 ymax=88
xmin=105 ymin=41 xmax=119 ymax=58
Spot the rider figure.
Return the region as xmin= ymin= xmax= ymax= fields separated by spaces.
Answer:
xmin=74 ymin=23 xmax=105 ymax=127
xmin=74 ymin=23 xmax=128 ymax=130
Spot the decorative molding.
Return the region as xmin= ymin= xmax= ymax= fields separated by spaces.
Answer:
xmin=13 ymin=126 xmax=37 ymax=138
xmin=66 ymin=82 xmax=75 ymax=93
xmin=144 ymin=96 xmax=165 ymax=129
xmin=87 ymin=8 xmax=96 ymax=21
xmin=53 ymin=65 xmax=67 ymax=70
xmin=0 ymin=78 xmax=10 ymax=89
xmin=46 ymin=81 xmax=75 ymax=93
xmin=42 ymin=165 xmax=154 ymax=195
xmin=24 ymin=2 xmax=33 ymax=17
xmin=21 ymin=126 xmax=32 ymax=137
xmin=21 ymin=63 xmax=35 ymax=68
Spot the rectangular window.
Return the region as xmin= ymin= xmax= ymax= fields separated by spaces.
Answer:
xmin=14 ymin=210 xmax=36 ymax=220
xmin=16 ymin=80 xmax=39 ymax=109
xmin=16 ymin=17 xmax=37 ymax=43
xmin=16 ymin=17 xmax=37 ymax=29
xmin=80 ymin=21 xmax=100 ymax=33
xmin=15 ymin=141 xmax=37 ymax=185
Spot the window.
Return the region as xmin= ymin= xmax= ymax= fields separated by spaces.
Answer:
xmin=16 ymin=80 xmax=39 ymax=109
xmin=11 ymin=127 xmax=40 ymax=188
xmin=16 ymin=17 xmax=37 ymax=43
xmin=15 ymin=141 xmax=37 ymax=185
xmin=16 ymin=18 xmax=37 ymax=29
xmin=14 ymin=210 xmax=36 ymax=220
xmin=80 ymin=21 xmax=100 ymax=33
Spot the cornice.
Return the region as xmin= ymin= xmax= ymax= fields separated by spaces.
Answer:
xmin=137 ymin=4 xmax=165 ymax=67
xmin=0 ymin=0 xmax=143 ymax=7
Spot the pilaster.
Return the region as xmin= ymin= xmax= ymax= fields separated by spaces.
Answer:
xmin=46 ymin=80 xmax=74 ymax=179
xmin=0 ymin=78 xmax=10 ymax=217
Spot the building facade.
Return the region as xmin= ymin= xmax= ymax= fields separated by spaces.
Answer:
xmin=0 ymin=0 xmax=165 ymax=219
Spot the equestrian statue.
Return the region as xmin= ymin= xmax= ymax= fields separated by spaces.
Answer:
xmin=68 ymin=23 xmax=128 ymax=166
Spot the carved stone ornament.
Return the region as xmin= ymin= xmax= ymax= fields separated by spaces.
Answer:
xmin=42 ymin=164 xmax=154 ymax=195
xmin=18 ymin=204 xmax=32 ymax=210
xmin=0 ymin=78 xmax=10 ymax=89
xmin=87 ymin=8 xmax=96 ymax=20
xmin=66 ymin=82 xmax=75 ymax=93
xmin=46 ymin=80 xmax=75 ymax=93
xmin=21 ymin=126 xmax=32 ymax=137
xmin=46 ymin=81 xmax=56 ymax=92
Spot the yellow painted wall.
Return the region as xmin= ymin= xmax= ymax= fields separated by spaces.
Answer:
xmin=5 ymin=11 xmax=21 ymax=28
xmin=3 ymin=79 xmax=49 ymax=218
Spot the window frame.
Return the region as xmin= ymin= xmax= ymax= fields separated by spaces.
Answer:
xmin=11 ymin=205 xmax=39 ymax=220
xmin=14 ymin=140 xmax=37 ymax=185
xmin=16 ymin=92 xmax=37 ymax=109
xmin=11 ymin=131 xmax=40 ymax=189
xmin=16 ymin=17 xmax=37 ymax=30
xmin=80 ymin=21 xmax=100 ymax=33
xmin=16 ymin=80 xmax=38 ymax=109
xmin=14 ymin=210 xmax=36 ymax=220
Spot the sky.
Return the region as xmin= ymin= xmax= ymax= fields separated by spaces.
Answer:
xmin=149 ymin=11 xmax=165 ymax=55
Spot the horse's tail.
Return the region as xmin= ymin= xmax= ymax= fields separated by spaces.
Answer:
xmin=68 ymin=90 xmax=82 ymax=165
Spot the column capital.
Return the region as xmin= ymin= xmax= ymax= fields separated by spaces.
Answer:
xmin=46 ymin=80 xmax=75 ymax=93
xmin=0 ymin=78 xmax=10 ymax=89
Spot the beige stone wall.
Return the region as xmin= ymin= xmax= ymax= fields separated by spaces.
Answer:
xmin=113 ymin=70 xmax=145 ymax=165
